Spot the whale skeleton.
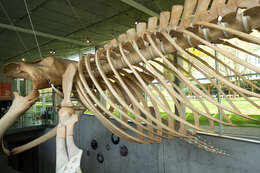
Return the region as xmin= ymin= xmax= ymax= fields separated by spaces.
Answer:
xmin=1 ymin=0 xmax=260 ymax=172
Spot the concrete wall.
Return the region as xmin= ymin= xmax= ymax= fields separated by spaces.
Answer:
xmin=38 ymin=116 xmax=260 ymax=173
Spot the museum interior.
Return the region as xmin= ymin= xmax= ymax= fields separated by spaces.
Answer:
xmin=0 ymin=0 xmax=260 ymax=173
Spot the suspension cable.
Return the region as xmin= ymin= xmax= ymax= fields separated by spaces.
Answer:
xmin=23 ymin=0 xmax=42 ymax=58
xmin=0 ymin=1 xmax=32 ymax=57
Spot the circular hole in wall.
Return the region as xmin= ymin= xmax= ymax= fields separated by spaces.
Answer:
xmin=105 ymin=144 xmax=111 ymax=151
xmin=120 ymin=145 xmax=128 ymax=157
xmin=97 ymin=153 xmax=104 ymax=163
xmin=86 ymin=150 xmax=90 ymax=156
xmin=91 ymin=139 xmax=98 ymax=150
xmin=111 ymin=134 xmax=120 ymax=145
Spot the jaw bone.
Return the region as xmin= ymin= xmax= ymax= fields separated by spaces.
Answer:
xmin=0 ymin=90 xmax=39 ymax=155
xmin=0 ymin=57 xmax=76 ymax=156
xmin=3 ymin=57 xmax=77 ymax=90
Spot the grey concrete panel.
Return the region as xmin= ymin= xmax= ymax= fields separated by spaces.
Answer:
xmin=103 ymin=136 xmax=160 ymax=173
xmin=75 ymin=116 xmax=109 ymax=173
xmin=37 ymin=116 xmax=260 ymax=173
xmin=163 ymin=135 xmax=260 ymax=173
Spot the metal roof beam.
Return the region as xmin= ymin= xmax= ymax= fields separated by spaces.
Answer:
xmin=0 ymin=23 xmax=88 ymax=46
xmin=120 ymin=0 xmax=159 ymax=17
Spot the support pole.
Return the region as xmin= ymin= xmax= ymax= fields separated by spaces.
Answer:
xmin=52 ymin=88 xmax=56 ymax=124
xmin=215 ymin=50 xmax=223 ymax=135
xmin=174 ymin=54 xmax=186 ymax=131
xmin=0 ymin=23 xmax=88 ymax=46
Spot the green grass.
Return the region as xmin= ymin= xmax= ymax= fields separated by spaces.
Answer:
xmin=101 ymin=97 xmax=260 ymax=127
xmin=187 ymin=97 xmax=260 ymax=115
xmin=183 ymin=97 xmax=260 ymax=127
xmin=33 ymin=97 xmax=260 ymax=128
xmin=160 ymin=112 xmax=260 ymax=127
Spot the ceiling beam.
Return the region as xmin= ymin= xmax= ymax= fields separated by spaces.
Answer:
xmin=0 ymin=23 xmax=88 ymax=46
xmin=120 ymin=0 xmax=159 ymax=17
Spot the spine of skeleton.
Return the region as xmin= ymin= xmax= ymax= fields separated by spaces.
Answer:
xmin=75 ymin=0 xmax=260 ymax=151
